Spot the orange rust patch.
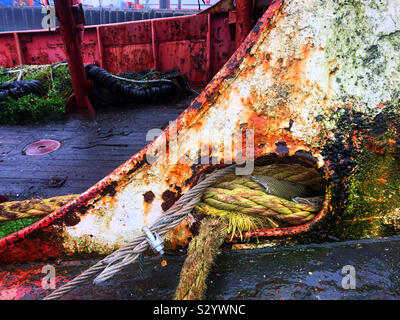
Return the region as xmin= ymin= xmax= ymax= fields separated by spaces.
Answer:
xmin=246 ymin=110 xmax=311 ymax=158
xmin=163 ymin=218 xmax=193 ymax=250
xmin=246 ymin=54 xmax=256 ymax=66
xmin=142 ymin=199 xmax=153 ymax=225
xmin=166 ymin=163 xmax=193 ymax=186
xmin=280 ymin=42 xmax=315 ymax=88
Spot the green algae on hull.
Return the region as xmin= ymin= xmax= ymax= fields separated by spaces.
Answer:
xmin=0 ymin=64 xmax=71 ymax=124
xmin=323 ymin=0 xmax=400 ymax=109
xmin=317 ymin=105 xmax=400 ymax=241
xmin=0 ymin=218 xmax=40 ymax=239
xmin=303 ymin=0 xmax=400 ymax=240
xmin=333 ymin=123 xmax=400 ymax=239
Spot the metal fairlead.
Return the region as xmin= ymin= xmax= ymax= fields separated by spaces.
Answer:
xmin=142 ymin=226 xmax=165 ymax=256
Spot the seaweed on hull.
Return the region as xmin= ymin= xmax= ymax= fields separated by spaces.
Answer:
xmin=0 ymin=64 xmax=72 ymax=124
xmin=0 ymin=63 xmax=193 ymax=124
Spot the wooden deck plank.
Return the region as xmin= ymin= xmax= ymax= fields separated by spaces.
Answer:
xmin=0 ymin=95 xmax=195 ymax=201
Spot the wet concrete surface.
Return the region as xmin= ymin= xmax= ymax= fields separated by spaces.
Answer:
xmin=2 ymin=236 xmax=400 ymax=300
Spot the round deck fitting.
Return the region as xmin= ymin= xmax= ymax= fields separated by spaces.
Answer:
xmin=23 ymin=140 xmax=61 ymax=156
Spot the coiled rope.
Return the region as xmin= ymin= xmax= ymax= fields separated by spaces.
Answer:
xmin=173 ymin=167 xmax=323 ymax=300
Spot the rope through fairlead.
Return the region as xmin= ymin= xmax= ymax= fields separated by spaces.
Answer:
xmin=0 ymin=163 xmax=323 ymax=300
xmin=173 ymin=167 xmax=324 ymax=299
xmin=43 ymin=165 xmax=237 ymax=300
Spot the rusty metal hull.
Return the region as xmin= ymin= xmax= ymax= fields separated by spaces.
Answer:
xmin=1 ymin=0 xmax=400 ymax=265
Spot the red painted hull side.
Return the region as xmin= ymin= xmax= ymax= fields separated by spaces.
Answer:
xmin=0 ymin=13 xmax=235 ymax=87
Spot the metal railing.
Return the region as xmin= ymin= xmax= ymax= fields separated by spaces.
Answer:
xmin=0 ymin=6 xmax=200 ymax=32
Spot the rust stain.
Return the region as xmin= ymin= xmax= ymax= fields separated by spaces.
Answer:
xmin=142 ymin=199 xmax=153 ymax=225
xmin=161 ymin=190 xmax=180 ymax=212
xmin=163 ymin=217 xmax=193 ymax=249
xmin=143 ymin=191 xmax=155 ymax=204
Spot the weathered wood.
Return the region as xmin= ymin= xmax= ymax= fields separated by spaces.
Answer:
xmin=0 ymin=97 xmax=193 ymax=201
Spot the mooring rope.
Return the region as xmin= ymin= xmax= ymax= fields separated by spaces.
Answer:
xmin=173 ymin=171 xmax=323 ymax=299
xmin=111 ymin=74 xmax=174 ymax=85
xmin=1 ymin=164 xmax=323 ymax=223
xmin=43 ymin=165 xmax=237 ymax=300
xmin=0 ymin=195 xmax=79 ymax=222
xmin=0 ymin=163 xmax=323 ymax=300
xmin=174 ymin=216 xmax=228 ymax=300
